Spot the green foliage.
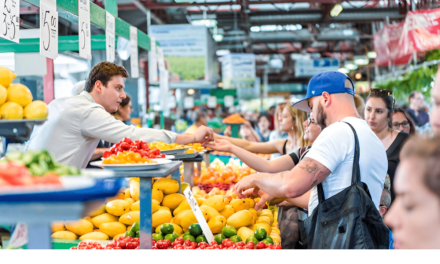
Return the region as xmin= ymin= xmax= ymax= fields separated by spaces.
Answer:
xmin=166 ymin=56 xmax=206 ymax=81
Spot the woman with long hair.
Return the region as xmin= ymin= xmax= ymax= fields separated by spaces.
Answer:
xmin=214 ymin=104 xmax=307 ymax=156
xmin=392 ymin=107 xmax=416 ymax=135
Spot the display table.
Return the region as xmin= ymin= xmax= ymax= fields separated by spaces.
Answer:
xmin=173 ymin=154 xmax=203 ymax=188
xmin=0 ymin=178 xmax=122 ymax=249
xmin=110 ymin=161 xmax=182 ymax=249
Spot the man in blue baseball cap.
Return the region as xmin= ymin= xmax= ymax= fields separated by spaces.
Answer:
xmin=234 ymin=71 xmax=388 ymax=248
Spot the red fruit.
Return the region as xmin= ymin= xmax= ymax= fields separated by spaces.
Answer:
xmin=246 ymin=242 xmax=255 ymax=249
xmin=199 ymin=244 xmax=207 ymax=249
xmin=236 ymin=242 xmax=245 ymax=247
xmin=274 ymin=244 xmax=282 ymax=250
xmin=262 ymin=204 xmax=268 ymax=209
xmin=198 ymin=242 xmax=209 ymax=248
xmin=191 ymin=242 xmax=197 ymax=249
xmin=184 ymin=239 xmax=192 ymax=246
xmin=123 ymin=137 xmax=133 ymax=144
xmin=152 ymin=246 xmax=158 ymax=250
xmin=70 ymin=247 xmax=78 ymax=250
xmin=222 ymin=239 xmax=231 ymax=247
xmin=132 ymin=238 xmax=139 ymax=243
xmin=141 ymin=142 xmax=149 ymax=151
xmin=117 ymin=241 xmax=127 ymax=249
xmin=237 ymin=246 xmax=244 ymax=249
xmin=256 ymin=242 xmax=266 ymax=249
xmin=218 ymin=245 xmax=224 ymax=249
xmin=126 ymin=242 xmax=138 ymax=249
xmin=112 ymin=247 xmax=122 ymax=250
xmin=175 ymin=237 xmax=184 ymax=245
xmin=103 ymin=151 xmax=112 ymax=158
xmin=86 ymin=245 xmax=95 ymax=249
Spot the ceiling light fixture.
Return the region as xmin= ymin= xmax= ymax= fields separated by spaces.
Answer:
xmin=330 ymin=4 xmax=343 ymax=17
xmin=355 ymin=73 xmax=362 ymax=80
xmin=338 ymin=68 xmax=349 ymax=74
xmin=367 ymin=51 xmax=377 ymax=59
xmin=187 ymin=89 xmax=195 ymax=95
xmin=345 ymin=61 xmax=358 ymax=70
xmin=213 ymin=34 xmax=223 ymax=42
xmin=354 ymin=56 xmax=369 ymax=66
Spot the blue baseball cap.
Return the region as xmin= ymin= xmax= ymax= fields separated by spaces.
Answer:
xmin=292 ymin=71 xmax=355 ymax=112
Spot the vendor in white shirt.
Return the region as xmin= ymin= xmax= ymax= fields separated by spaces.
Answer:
xmin=27 ymin=62 xmax=214 ymax=169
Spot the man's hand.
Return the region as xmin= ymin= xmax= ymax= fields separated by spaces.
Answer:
xmin=193 ymin=126 xmax=214 ymax=143
xmin=204 ymin=139 xmax=233 ymax=152
xmin=235 ymin=174 xmax=259 ymax=199
xmin=255 ymin=189 xmax=274 ymax=210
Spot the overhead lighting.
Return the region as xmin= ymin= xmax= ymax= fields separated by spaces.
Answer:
xmin=338 ymin=68 xmax=349 ymax=74
xmin=355 ymin=73 xmax=362 ymax=80
xmin=367 ymin=51 xmax=377 ymax=59
xmin=213 ymin=34 xmax=223 ymax=42
xmin=354 ymin=56 xmax=369 ymax=66
xmin=216 ymin=50 xmax=230 ymax=56
xmin=250 ymin=26 xmax=260 ymax=32
xmin=330 ymin=4 xmax=343 ymax=17
xmin=191 ymin=19 xmax=217 ymax=28
xmin=187 ymin=89 xmax=195 ymax=95
xmin=345 ymin=61 xmax=358 ymax=71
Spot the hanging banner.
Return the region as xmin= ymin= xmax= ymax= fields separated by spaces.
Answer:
xmin=207 ymin=96 xmax=217 ymax=108
xmin=159 ymin=70 xmax=170 ymax=117
xmin=184 ymin=97 xmax=194 ymax=109
xmin=374 ymin=8 xmax=440 ymax=66
xmin=157 ymin=46 xmax=165 ymax=71
xmin=222 ymin=53 xmax=256 ymax=89
xmin=224 ymin=95 xmax=234 ymax=107
xmin=130 ymin=26 xmax=139 ymax=78
xmin=149 ymin=37 xmax=158 ymax=83
xmin=0 ymin=0 xmax=20 ymax=43
xmin=78 ymin=0 xmax=91 ymax=60
xmin=39 ymin=0 xmax=58 ymax=59
xmin=295 ymin=58 xmax=340 ymax=77
xmin=105 ymin=11 xmax=115 ymax=62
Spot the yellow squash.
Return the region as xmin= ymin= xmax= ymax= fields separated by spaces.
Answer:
xmin=65 ymin=219 xmax=94 ymax=236
xmin=173 ymin=210 xmax=192 ymax=225
xmin=51 ymin=231 xmax=77 ymax=240
xmin=230 ymin=199 xmax=250 ymax=212
xmin=152 ymin=210 xmax=172 ymax=228
xmin=119 ymin=211 xmax=140 ymax=226
xmin=88 ymin=205 xmax=106 ymax=217
xmin=153 ymin=178 xmax=179 ymax=194
xmin=124 ymin=198 xmax=135 ymax=208
xmin=131 ymin=201 xmax=140 ymax=211
xmin=200 ymin=205 xmax=220 ymax=221
xmin=208 ymin=215 xmax=226 ymax=234
xmin=219 ymin=205 xmax=235 ymax=220
xmin=99 ymin=222 xmax=127 ymax=238
xmin=173 ymin=200 xmax=191 ymax=216
xmin=158 ymin=206 xmax=171 ymax=213
xmin=237 ymin=227 xmax=254 ymax=242
xmin=130 ymin=180 xmax=140 ymax=201
xmin=152 ymin=199 xmax=160 ymax=213
xmin=91 ymin=213 xmax=119 ymax=228
xmin=202 ymin=195 xmax=225 ymax=211
xmin=152 ymin=188 xmax=164 ymax=203
xmin=105 ymin=199 xmax=130 ymax=216
xmin=162 ymin=193 xmax=186 ymax=210
xmin=79 ymin=232 xmax=109 ymax=241
xmin=51 ymin=222 xmax=65 ymax=233
xmin=226 ymin=210 xmax=253 ymax=229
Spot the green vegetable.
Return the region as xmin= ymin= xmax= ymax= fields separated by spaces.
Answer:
xmin=30 ymin=163 xmax=44 ymax=176
xmin=21 ymin=151 xmax=35 ymax=165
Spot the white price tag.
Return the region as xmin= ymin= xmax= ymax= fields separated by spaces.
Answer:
xmin=78 ymin=0 xmax=91 ymax=60
xmin=0 ymin=0 xmax=20 ymax=43
xmin=184 ymin=96 xmax=194 ymax=109
xmin=224 ymin=95 xmax=234 ymax=107
xmin=130 ymin=26 xmax=139 ymax=78
xmin=9 ymin=223 xmax=28 ymax=248
xmin=39 ymin=2 xmax=58 ymax=59
xmin=149 ymin=37 xmax=158 ymax=82
xmin=157 ymin=46 xmax=165 ymax=71
xmin=105 ymin=11 xmax=115 ymax=62
xmin=183 ymin=188 xmax=214 ymax=244
xmin=207 ymin=96 xmax=217 ymax=108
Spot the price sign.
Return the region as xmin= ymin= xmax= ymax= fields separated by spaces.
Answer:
xmin=184 ymin=96 xmax=194 ymax=109
xmin=78 ymin=0 xmax=91 ymax=60
xmin=0 ymin=0 xmax=20 ymax=43
xmin=224 ymin=95 xmax=234 ymax=107
xmin=207 ymin=96 xmax=217 ymax=108
xmin=130 ymin=26 xmax=139 ymax=78
xmin=157 ymin=46 xmax=165 ymax=71
xmin=105 ymin=11 xmax=115 ymax=62
xmin=159 ymin=70 xmax=170 ymax=117
xmin=183 ymin=188 xmax=214 ymax=244
xmin=39 ymin=2 xmax=58 ymax=59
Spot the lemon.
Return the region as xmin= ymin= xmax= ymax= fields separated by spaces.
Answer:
xmin=0 ymin=85 xmax=7 ymax=105
xmin=0 ymin=102 xmax=23 ymax=119
xmin=23 ymin=100 xmax=48 ymax=119
xmin=7 ymin=84 xmax=33 ymax=107
xmin=0 ymin=67 xmax=16 ymax=87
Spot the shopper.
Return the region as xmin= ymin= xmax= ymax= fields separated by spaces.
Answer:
xmin=269 ymin=102 xmax=288 ymax=159
xmin=365 ymin=89 xmax=409 ymax=202
xmin=380 ymin=175 xmax=394 ymax=249
xmin=215 ymin=104 xmax=307 ymax=156
xmin=112 ymin=94 xmax=133 ymax=124
xmin=392 ymin=107 xmax=416 ymax=135
xmin=406 ymin=91 xmax=429 ymax=127
xmin=255 ymin=114 xmax=272 ymax=142
xmin=185 ymin=110 xmax=208 ymax=134
xmin=384 ymin=136 xmax=440 ymax=249
xmin=431 ymin=67 xmax=440 ymax=136
xmin=354 ymin=94 xmax=365 ymax=119
xmin=27 ymin=62 xmax=214 ymax=169
xmin=235 ymin=71 xmax=388 ymax=249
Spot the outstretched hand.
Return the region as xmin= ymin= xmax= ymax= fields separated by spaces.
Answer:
xmin=204 ymin=139 xmax=233 ymax=152
xmin=193 ymin=125 xmax=214 ymax=143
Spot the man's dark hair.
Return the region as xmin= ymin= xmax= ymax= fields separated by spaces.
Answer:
xmin=84 ymin=62 xmax=129 ymax=92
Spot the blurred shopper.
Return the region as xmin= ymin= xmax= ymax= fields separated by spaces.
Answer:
xmin=392 ymin=107 xmax=416 ymax=135
xmin=365 ymin=89 xmax=409 ymax=202
xmin=112 ymin=94 xmax=133 ymax=124
xmin=406 ymin=91 xmax=429 ymax=127
xmin=380 ymin=175 xmax=394 ymax=249
xmin=384 ymin=136 xmax=440 ymax=249
xmin=27 ymin=62 xmax=214 ymax=169
xmin=185 ymin=110 xmax=208 ymax=134
xmin=269 ymin=102 xmax=288 ymax=159
xmin=255 ymin=114 xmax=272 ymax=142
xmin=267 ymin=105 xmax=276 ymax=130
xmin=354 ymin=94 xmax=365 ymax=119
xmin=215 ymin=104 xmax=307 ymax=156
xmin=235 ymin=71 xmax=389 ymax=249
xmin=431 ymin=67 xmax=440 ymax=136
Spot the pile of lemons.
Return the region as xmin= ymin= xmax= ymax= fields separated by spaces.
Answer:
xmin=0 ymin=67 xmax=48 ymax=120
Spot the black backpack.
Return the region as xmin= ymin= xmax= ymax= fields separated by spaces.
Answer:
xmin=299 ymin=122 xmax=389 ymax=249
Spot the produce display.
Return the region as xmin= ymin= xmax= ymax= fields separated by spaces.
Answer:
xmin=70 ymin=238 xmax=140 ymax=250
xmin=0 ymin=67 xmax=48 ymax=120
xmin=0 ymin=150 xmax=81 ymax=187
xmin=222 ymin=114 xmax=245 ymax=124
xmin=103 ymin=138 xmax=166 ymax=160
xmin=149 ymin=142 xmax=205 ymax=152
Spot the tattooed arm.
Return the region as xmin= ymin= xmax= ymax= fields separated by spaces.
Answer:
xmin=235 ymin=157 xmax=331 ymax=199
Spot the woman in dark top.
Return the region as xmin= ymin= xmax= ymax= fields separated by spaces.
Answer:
xmin=365 ymin=89 xmax=409 ymax=202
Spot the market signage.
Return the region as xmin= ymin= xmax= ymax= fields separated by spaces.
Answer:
xmin=183 ymin=188 xmax=214 ymax=244
xmin=129 ymin=26 xmax=139 ymax=78
xmin=149 ymin=37 xmax=158 ymax=83
xmin=0 ymin=0 xmax=20 ymax=43
xmin=294 ymin=58 xmax=339 ymax=77
xmin=374 ymin=8 xmax=440 ymax=66
xmin=39 ymin=0 xmax=58 ymax=59
xmin=222 ymin=53 xmax=256 ymax=89
xmin=105 ymin=11 xmax=115 ymax=62
xmin=159 ymin=69 xmax=170 ymax=116
xmin=78 ymin=0 xmax=91 ymax=60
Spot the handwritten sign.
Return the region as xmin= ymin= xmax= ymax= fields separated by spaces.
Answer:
xmin=183 ymin=188 xmax=214 ymax=243
xmin=130 ymin=26 xmax=139 ymax=78
xmin=39 ymin=1 xmax=58 ymax=59
xmin=0 ymin=0 xmax=20 ymax=43
xmin=78 ymin=0 xmax=91 ymax=60
xmin=105 ymin=11 xmax=115 ymax=62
